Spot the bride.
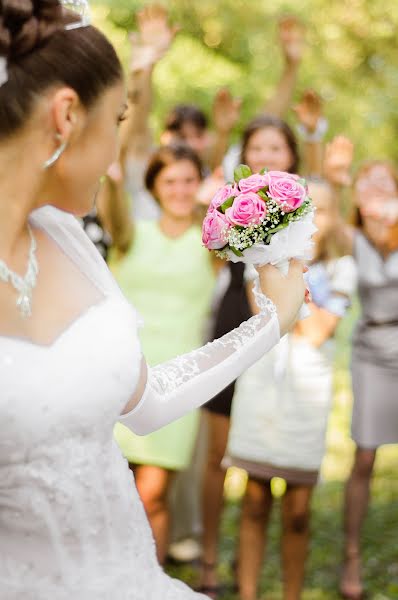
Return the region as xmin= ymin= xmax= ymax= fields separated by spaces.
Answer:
xmin=0 ymin=1 xmax=307 ymax=598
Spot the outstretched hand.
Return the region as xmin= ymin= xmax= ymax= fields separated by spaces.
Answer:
xmin=212 ymin=88 xmax=242 ymax=134
xmin=278 ymin=15 xmax=306 ymax=66
xmin=324 ymin=136 xmax=354 ymax=187
xmin=130 ymin=4 xmax=179 ymax=72
xmin=293 ymin=89 xmax=323 ymax=133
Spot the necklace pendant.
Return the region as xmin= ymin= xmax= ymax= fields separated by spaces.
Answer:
xmin=0 ymin=225 xmax=38 ymax=317
xmin=17 ymin=291 xmax=32 ymax=318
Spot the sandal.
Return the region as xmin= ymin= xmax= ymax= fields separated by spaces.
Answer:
xmin=195 ymin=561 xmax=225 ymax=599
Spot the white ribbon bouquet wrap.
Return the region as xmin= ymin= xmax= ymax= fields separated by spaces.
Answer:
xmin=202 ymin=165 xmax=317 ymax=319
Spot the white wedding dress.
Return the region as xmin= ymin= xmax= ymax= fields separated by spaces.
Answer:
xmin=0 ymin=207 xmax=280 ymax=599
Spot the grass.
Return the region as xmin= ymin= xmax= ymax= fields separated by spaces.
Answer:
xmin=166 ymin=304 xmax=398 ymax=599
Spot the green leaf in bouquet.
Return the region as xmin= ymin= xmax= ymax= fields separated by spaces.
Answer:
xmin=234 ymin=164 xmax=252 ymax=183
xmin=272 ymin=222 xmax=289 ymax=233
xmin=230 ymin=246 xmax=244 ymax=257
xmin=257 ymin=190 xmax=268 ymax=201
xmin=260 ymin=167 xmax=269 ymax=175
xmin=268 ymin=222 xmax=289 ymax=237
xmin=219 ymin=196 xmax=235 ymax=214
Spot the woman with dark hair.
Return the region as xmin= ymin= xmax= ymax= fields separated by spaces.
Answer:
xmin=0 ymin=0 xmax=307 ymax=596
xmin=199 ymin=114 xmax=301 ymax=597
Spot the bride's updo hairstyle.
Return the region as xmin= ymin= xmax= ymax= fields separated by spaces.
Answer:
xmin=0 ymin=0 xmax=123 ymax=139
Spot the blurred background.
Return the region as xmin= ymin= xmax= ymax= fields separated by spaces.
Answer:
xmin=92 ymin=2 xmax=398 ymax=598
xmin=93 ymin=0 xmax=398 ymax=162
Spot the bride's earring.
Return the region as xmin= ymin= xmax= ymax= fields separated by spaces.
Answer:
xmin=43 ymin=134 xmax=68 ymax=170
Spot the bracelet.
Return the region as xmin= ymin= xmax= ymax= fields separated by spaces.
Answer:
xmin=297 ymin=117 xmax=328 ymax=143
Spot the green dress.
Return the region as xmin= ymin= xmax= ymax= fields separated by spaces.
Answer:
xmin=113 ymin=220 xmax=215 ymax=470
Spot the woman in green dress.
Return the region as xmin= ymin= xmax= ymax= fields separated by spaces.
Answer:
xmin=104 ymin=144 xmax=216 ymax=564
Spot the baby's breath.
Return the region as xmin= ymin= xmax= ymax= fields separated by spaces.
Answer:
xmin=215 ymin=197 xmax=313 ymax=259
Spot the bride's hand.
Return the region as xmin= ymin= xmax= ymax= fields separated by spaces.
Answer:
xmin=256 ymin=260 xmax=307 ymax=336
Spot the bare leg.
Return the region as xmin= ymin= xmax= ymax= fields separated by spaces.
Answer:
xmin=281 ymin=484 xmax=313 ymax=600
xmin=133 ymin=464 xmax=175 ymax=565
xmin=238 ymin=478 xmax=273 ymax=600
xmin=199 ymin=411 xmax=230 ymax=593
xmin=340 ymin=447 xmax=376 ymax=599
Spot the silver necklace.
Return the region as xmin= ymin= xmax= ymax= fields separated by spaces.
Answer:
xmin=0 ymin=226 xmax=39 ymax=318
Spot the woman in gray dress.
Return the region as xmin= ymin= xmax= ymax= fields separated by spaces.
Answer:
xmin=330 ymin=158 xmax=398 ymax=600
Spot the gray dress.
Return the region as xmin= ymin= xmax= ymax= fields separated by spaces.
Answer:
xmin=351 ymin=232 xmax=398 ymax=448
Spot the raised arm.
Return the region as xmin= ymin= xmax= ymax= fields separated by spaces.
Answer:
xmin=96 ymin=164 xmax=133 ymax=254
xmin=323 ymin=135 xmax=356 ymax=255
xmin=294 ymin=256 xmax=357 ymax=346
xmin=293 ymin=89 xmax=327 ymax=177
xmin=121 ymin=261 xmax=307 ymax=435
xmin=264 ymin=16 xmax=305 ymax=118
xmin=120 ymin=5 xmax=178 ymax=162
xmin=209 ymin=88 xmax=242 ymax=170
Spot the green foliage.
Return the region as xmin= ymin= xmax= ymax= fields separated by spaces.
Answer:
xmin=93 ymin=0 xmax=398 ymax=161
xmin=219 ymin=197 xmax=235 ymax=213
xmin=234 ymin=164 xmax=252 ymax=182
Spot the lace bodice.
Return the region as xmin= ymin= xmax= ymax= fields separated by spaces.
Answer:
xmin=0 ymin=207 xmax=280 ymax=599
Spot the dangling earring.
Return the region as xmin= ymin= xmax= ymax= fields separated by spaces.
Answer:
xmin=43 ymin=134 xmax=68 ymax=170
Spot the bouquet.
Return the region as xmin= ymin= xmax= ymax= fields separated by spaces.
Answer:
xmin=202 ymin=165 xmax=316 ymax=317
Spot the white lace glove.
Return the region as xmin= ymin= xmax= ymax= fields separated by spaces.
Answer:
xmin=120 ymin=282 xmax=279 ymax=435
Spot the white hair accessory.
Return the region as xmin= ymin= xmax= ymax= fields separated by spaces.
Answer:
xmin=63 ymin=0 xmax=91 ymax=31
xmin=0 ymin=0 xmax=91 ymax=88
xmin=0 ymin=57 xmax=7 ymax=87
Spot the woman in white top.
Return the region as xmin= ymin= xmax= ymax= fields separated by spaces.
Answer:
xmin=225 ymin=180 xmax=356 ymax=600
xmin=0 ymin=1 xmax=307 ymax=598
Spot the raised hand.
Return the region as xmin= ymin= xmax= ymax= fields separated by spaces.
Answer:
xmin=107 ymin=162 xmax=124 ymax=184
xmin=197 ymin=167 xmax=226 ymax=206
xmin=324 ymin=136 xmax=354 ymax=187
xmin=278 ymin=15 xmax=306 ymax=66
xmin=293 ymin=89 xmax=323 ymax=133
xmin=212 ymin=88 xmax=242 ymax=134
xmin=130 ymin=5 xmax=179 ymax=72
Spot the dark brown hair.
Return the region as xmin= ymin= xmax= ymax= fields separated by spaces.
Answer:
xmin=241 ymin=114 xmax=300 ymax=174
xmin=164 ymin=104 xmax=208 ymax=134
xmin=145 ymin=143 xmax=203 ymax=197
xmin=351 ymin=160 xmax=398 ymax=228
xmin=0 ymin=0 xmax=123 ymax=139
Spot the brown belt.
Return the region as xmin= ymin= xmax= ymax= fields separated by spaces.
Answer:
xmin=364 ymin=319 xmax=398 ymax=327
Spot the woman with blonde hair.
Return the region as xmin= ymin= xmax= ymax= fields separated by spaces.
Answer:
xmin=333 ymin=156 xmax=398 ymax=600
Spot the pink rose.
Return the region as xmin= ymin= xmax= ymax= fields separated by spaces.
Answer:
xmin=267 ymin=171 xmax=307 ymax=212
xmin=225 ymin=192 xmax=266 ymax=227
xmin=210 ymin=184 xmax=238 ymax=209
xmin=239 ymin=173 xmax=270 ymax=193
xmin=202 ymin=208 xmax=230 ymax=249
